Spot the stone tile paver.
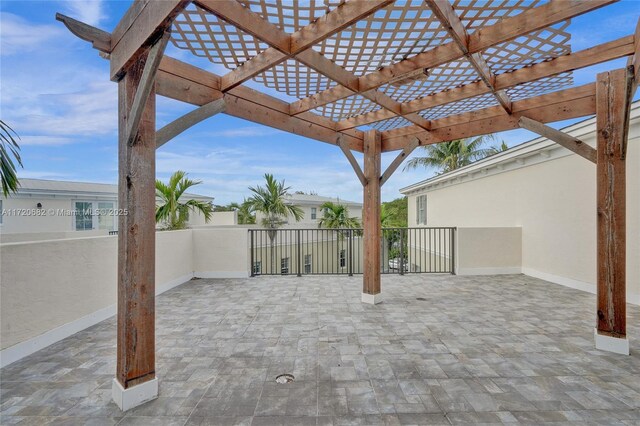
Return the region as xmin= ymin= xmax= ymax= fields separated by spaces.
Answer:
xmin=2 ymin=274 xmax=640 ymax=425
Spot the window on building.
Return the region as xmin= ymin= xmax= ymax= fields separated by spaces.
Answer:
xmin=339 ymin=249 xmax=346 ymax=268
xmin=253 ymin=261 xmax=262 ymax=275
xmin=416 ymin=195 xmax=427 ymax=225
xmin=281 ymin=257 xmax=289 ymax=274
xmin=97 ymin=202 xmax=115 ymax=231
xmin=311 ymin=207 xmax=317 ymax=220
xmin=304 ymin=254 xmax=312 ymax=274
xmin=74 ymin=201 xmax=93 ymax=231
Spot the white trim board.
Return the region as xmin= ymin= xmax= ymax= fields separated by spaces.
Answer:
xmin=0 ymin=273 xmax=194 ymax=369
xmin=195 ymin=271 xmax=249 ymax=279
xmin=457 ymin=267 xmax=522 ymax=276
xmin=522 ymin=267 xmax=640 ymax=306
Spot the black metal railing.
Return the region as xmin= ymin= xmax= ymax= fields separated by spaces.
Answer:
xmin=249 ymin=227 xmax=455 ymax=276
xmin=108 ymin=230 xmax=118 ymax=235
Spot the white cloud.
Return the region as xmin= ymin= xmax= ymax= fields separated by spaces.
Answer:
xmin=18 ymin=136 xmax=77 ymax=146
xmin=0 ymin=12 xmax=64 ymax=55
xmin=60 ymin=0 xmax=105 ymax=26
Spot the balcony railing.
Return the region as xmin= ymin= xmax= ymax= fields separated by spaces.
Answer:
xmin=249 ymin=227 xmax=456 ymax=276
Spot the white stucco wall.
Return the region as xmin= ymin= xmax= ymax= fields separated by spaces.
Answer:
xmin=0 ymin=227 xmax=250 ymax=366
xmin=404 ymin=116 xmax=640 ymax=304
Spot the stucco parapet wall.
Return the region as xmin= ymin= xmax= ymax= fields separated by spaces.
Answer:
xmin=400 ymin=102 xmax=640 ymax=196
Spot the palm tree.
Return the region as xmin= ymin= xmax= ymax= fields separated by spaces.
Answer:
xmin=1 ymin=120 xmax=23 ymax=197
xmin=155 ymin=171 xmax=213 ymax=230
xmin=488 ymin=140 xmax=509 ymax=155
xmin=246 ymin=174 xmax=303 ymax=228
xmin=215 ymin=200 xmax=256 ymax=224
xmin=404 ymin=135 xmax=495 ymax=174
xmin=318 ymin=201 xmax=361 ymax=229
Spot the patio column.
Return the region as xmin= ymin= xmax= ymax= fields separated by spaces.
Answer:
xmin=112 ymin=51 xmax=159 ymax=408
xmin=594 ymin=67 xmax=632 ymax=355
xmin=362 ymin=129 xmax=382 ymax=304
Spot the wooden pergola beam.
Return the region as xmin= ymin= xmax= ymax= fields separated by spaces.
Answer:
xmin=109 ymin=0 xmax=189 ymax=80
xmin=382 ymin=84 xmax=596 ymax=151
xmin=55 ymin=13 xmax=111 ymax=52
xmin=595 ymin=67 xmax=632 ymax=354
xmin=125 ymin=32 xmax=171 ymax=146
xmin=330 ymin=35 xmax=634 ymax=129
xmin=380 ymin=137 xmax=420 ymax=186
xmin=290 ymin=0 xmax=615 ymax=115
xmin=208 ymin=0 xmax=392 ymax=91
xmin=337 ymin=136 xmax=367 ymax=187
xmin=630 ymin=18 xmax=640 ymax=93
xmin=156 ymin=99 xmax=226 ymax=148
xmin=362 ymin=130 xmax=382 ymax=304
xmin=155 ymin=57 xmax=365 ymax=151
xmin=518 ymin=116 xmax=597 ymax=163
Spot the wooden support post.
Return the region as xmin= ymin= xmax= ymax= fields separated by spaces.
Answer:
xmin=112 ymin=47 xmax=160 ymax=409
xmin=594 ymin=68 xmax=632 ymax=355
xmin=362 ymin=130 xmax=382 ymax=304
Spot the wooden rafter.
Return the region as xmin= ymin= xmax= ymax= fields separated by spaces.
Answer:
xmin=109 ymin=0 xmax=189 ymax=80
xmin=630 ymin=18 xmax=640 ymax=93
xmin=518 ymin=116 xmax=597 ymax=163
xmin=382 ymin=84 xmax=597 ymax=151
xmin=426 ymin=0 xmax=512 ymax=113
xmin=198 ymin=0 xmax=393 ymax=91
xmin=156 ymin=99 xmax=226 ymax=148
xmin=337 ymin=136 xmax=367 ymax=187
xmin=125 ymin=32 xmax=171 ymax=146
xmin=380 ymin=137 xmax=420 ymax=186
xmin=290 ymin=0 xmax=616 ymax=115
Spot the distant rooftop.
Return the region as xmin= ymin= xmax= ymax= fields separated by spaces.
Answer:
xmin=285 ymin=193 xmax=361 ymax=207
xmin=10 ymin=178 xmax=214 ymax=201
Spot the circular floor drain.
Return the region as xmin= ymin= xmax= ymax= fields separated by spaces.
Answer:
xmin=275 ymin=374 xmax=295 ymax=384
xmin=416 ymin=297 xmax=427 ymax=301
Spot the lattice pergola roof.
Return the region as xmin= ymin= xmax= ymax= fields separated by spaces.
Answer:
xmin=170 ymin=0 xmax=575 ymax=131
xmin=58 ymin=0 xmax=638 ymax=153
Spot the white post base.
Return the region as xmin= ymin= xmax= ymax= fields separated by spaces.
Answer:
xmin=594 ymin=329 xmax=629 ymax=355
xmin=362 ymin=292 xmax=383 ymax=304
xmin=112 ymin=377 xmax=158 ymax=411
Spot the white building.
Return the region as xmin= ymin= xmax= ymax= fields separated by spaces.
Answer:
xmin=255 ymin=193 xmax=362 ymax=227
xmin=400 ymin=102 xmax=640 ymax=305
xmin=0 ymin=179 xmax=214 ymax=239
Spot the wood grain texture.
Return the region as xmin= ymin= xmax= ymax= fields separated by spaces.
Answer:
xmin=338 ymin=137 xmax=367 ymax=187
xmin=156 ymin=99 xmax=226 ymax=148
xmin=380 ymin=137 xmax=420 ymax=186
xmin=518 ymin=116 xmax=597 ymax=163
xmin=596 ymin=68 xmax=630 ymax=338
xmin=363 ymin=130 xmax=381 ymax=296
xmin=116 ymin=50 xmax=157 ymax=389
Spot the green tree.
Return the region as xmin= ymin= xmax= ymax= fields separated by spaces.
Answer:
xmin=488 ymin=140 xmax=509 ymax=155
xmin=0 ymin=120 xmax=23 ymax=197
xmin=155 ymin=171 xmax=213 ymax=230
xmin=318 ymin=201 xmax=361 ymax=229
xmin=404 ymin=135 xmax=495 ymax=174
xmin=380 ymin=197 xmax=407 ymax=228
xmin=246 ymin=173 xmax=303 ymax=228
xmin=214 ymin=201 xmax=256 ymax=224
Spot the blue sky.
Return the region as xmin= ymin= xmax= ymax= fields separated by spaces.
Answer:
xmin=1 ymin=1 xmax=639 ymax=205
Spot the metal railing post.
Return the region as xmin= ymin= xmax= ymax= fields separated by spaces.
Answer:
xmin=297 ymin=229 xmax=302 ymax=277
xmin=399 ymin=228 xmax=405 ymax=276
xmin=348 ymin=229 xmax=354 ymax=277
xmin=451 ymin=227 xmax=456 ymax=275
xmin=250 ymin=230 xmax=255 ymax=277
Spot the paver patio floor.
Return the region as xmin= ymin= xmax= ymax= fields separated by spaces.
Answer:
xmin=1 ymin=274 xmax=640 ymax=425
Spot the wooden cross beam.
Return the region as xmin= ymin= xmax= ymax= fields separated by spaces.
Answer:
xmin=628 ymin=18 xmax=640 ymax=93
xmin=380 ymin=137 xmax=420 ymax=186
xmin=337 ymin=136 xmax=367 ymax=187
xmin=197 ymin=0 xmax=393 ymax=91
xmin=198 ymin=0 xmax=432 ymax=133
xmin=109 ymin=0 xmax=189 ymax=80
xmin=426 ymin=0 xmax=512 ymax=113
xmin=332 ymin=36 xmax=634 ymax=130
xmin=125 ymin=32 xmax=171 ymax=146
xmin=156 ymin=99 xmax=227 ymax=148
xmin=518 ymin=116 xmax=597 ymax=163
xmin=290 ymin=0 xmax=616 ymax=115
xmin=381 ymin=84 xmax=597 ymax=151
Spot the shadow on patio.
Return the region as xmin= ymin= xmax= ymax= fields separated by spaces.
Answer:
xmin=2 ymin=274 xmax=639 ymax=425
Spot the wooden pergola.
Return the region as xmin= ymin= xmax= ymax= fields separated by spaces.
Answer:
xmin=57 ymin=0 xmax=639 ymax=410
